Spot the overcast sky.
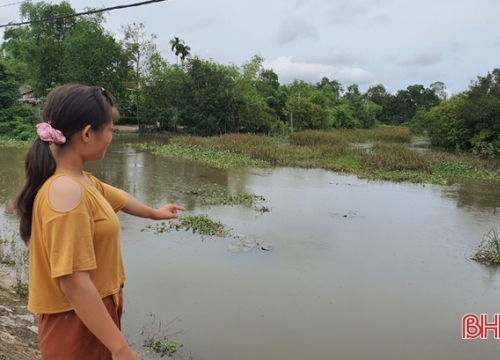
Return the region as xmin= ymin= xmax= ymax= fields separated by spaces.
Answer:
xmin=1 ymin=0 xmax=499 ymax=94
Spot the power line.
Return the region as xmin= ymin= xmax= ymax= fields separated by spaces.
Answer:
xmin=0 ymin=1 xmax=25 ymax=8
xmin=0 ymin=0 xmax=169 ymax=28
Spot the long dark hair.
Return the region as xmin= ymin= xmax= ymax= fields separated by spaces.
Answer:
xmin=13 ymin=84 xmax=117 ymax=245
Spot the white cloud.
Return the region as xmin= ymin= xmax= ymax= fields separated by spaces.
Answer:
xmin=306 ymin=48 xmax=364 ymax=66
xmin=406 ymin=69 xmax=444 ymax=84
xmin=274 ymin=18 xmax=318 ymax=45
xmin=329 ymin=0 xmax=366 ymax=22
xmin=448 ymin=42 xmax=464 ymax=54
xmin=185 ymin=17 xmax=215 ymax=33
xmin=265 ymin=56 xmax=374 ymax=85
xmin=398 ymin=49 xmax=443 ymax=67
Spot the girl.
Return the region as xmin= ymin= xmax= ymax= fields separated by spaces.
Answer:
xmin=14 ymin=84 xmax=185 ymax=359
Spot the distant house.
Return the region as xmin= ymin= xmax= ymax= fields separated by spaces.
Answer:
xmin=18 ymin=86 xmax=42 ymax=106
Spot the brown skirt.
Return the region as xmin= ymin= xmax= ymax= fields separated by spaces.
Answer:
xmin=38 ymin=289 xmax=123 ymax=360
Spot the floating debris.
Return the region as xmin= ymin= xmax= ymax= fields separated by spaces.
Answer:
xmin=226 ymin=235 xmax=271 ymax=253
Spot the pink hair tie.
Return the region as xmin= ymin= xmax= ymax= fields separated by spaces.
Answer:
xmin=36 ymin=123 xmax=66 ymax=145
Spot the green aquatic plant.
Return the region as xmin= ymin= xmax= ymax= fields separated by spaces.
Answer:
xmin=148 ymin=338 xmax=180 ymax=357
xmin=471 ymin=227 xmax=500 ymax=265
xmin=143 ymin=214 xmax=233 ymax=238
xmin=140 ymin=314 xmax=186 ymax=358
xmin=184 ymin=188 xmax=270 ymax=213
xmin=133 ymin=142 xmax=270 ymax=169
xmin=434 ymin=161 xmax=472 ymax=176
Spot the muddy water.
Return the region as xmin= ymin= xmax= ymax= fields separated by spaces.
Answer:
xmin=2 ymin=138 xmax=500 ymax=360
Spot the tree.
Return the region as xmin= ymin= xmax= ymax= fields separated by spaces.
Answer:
xmin=120 ymin=22 xmax=158 ymax=126
xmin=142 ymin=54 xmax=186 ymax=131
xmin=364 ymin=84 xmax=389 ymax=106
xmin=169 ymin=36 xmax=184 ymax=65
xmin=460 ymin=69 xmax=500 ymax=154
xmin=316 ymin=77 xmax=343 ymax=98
xmin=179 ymin=44 xmax=191 ymax=65
xmin=178 ymin=57 xmax=239 ymax=136
xmin=0 ymin=60 xmax=18 ymax=110
xmin=329 ymin=104 xmax=357 ymax=129
xmin=231 ymin=55 xmax=277 ymax=133
xmin=60 ymin=14 xmax=130 ymax=96
xmin=0 ymin=59 xmax=39 ymax=140
xmin=430 ymin=81 xmax=448 ymax=101
xmin=282 ymin=96 xmax=328 ymax=131
xmin=2 ymin=1 xmax=77 ymax=95
xmin=383 ymin=84 xmax=440 ymax=124
xmin=411 ymin=95 xmax=469 ymax=150
xmin=410 ymin=70 xmax=500 ymax=153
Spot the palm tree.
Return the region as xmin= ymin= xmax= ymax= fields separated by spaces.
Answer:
xmin=169 ymin=37 xmax=184 ymax=64
xmin=179 ymin=45 xmax=191 ymax=65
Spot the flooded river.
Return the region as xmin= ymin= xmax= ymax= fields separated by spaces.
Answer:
xmin=1 ymin=136 xmax=500 ymax=360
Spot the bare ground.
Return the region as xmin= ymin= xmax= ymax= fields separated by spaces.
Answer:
xmin=0 ymin=267 xmax=40 ymax=360
xmin=114 ymin=124 xmax=139 ymax=133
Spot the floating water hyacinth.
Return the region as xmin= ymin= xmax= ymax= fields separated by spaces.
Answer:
xmin=226 ymin=235 xmax=271 ymax=253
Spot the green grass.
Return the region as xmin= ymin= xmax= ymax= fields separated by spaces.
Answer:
xmin=290 ymin=127 xmax=412 ymax=145
xmin=132 ymin=129 xmax=500 ymax=185
xmin=184 ymin=188 xmax=270 ymax=213
xmin=471 ymin=227 xmax=500 ymax=266
xmin=0 ymin=136 xmax=33 ymax=147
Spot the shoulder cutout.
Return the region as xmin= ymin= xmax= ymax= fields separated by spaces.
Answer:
xmin=48 ymin=176 xmax=83 ymax=212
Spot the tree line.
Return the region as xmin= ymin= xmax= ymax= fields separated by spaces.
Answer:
xmin=0 ymin=1 xmax=499 ymax=154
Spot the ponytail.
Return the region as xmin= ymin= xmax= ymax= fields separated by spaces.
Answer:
xmin=14 ymin=139 xmax=56 ymax=244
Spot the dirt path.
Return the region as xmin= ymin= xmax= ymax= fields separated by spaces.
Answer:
xmin=115 ymin=124 xmax=139 ymax=133
xmin=0 ymin=267 xmax=40 ymax=360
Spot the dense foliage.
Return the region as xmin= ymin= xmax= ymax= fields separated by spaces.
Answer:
xmin=0 ymin=59 xmax=38 ymax=140
xmin=411 ymin=69 xmax=500 ymax=154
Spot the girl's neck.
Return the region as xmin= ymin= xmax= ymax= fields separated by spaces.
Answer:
xmin=51 ymin=145 xmax=86 ymax=179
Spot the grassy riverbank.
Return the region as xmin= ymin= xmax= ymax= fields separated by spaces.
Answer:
xmin=133 ymin=128 xmax=500 ymax=185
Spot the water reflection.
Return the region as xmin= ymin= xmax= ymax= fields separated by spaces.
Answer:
xmin=440 ymin=180 xmax=500 ymax=215
xmin=0 ymin=147 xmax=27 ymax=205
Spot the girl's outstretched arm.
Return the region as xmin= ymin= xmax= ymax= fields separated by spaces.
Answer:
xmin=121 ymin=193 xmax=185 ymax=220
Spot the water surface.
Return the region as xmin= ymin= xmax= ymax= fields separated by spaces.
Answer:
xmin=2 ymin=138 xmax=500 ymax=360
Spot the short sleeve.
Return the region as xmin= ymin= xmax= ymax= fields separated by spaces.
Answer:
xmin=43 ymin=211 xmax=97 ymax=278
xmin=88 ymin=176 xmax=127 ymax=212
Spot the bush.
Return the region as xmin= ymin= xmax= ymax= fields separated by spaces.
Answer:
xmin=0 ymin=104 xmax=40 ymax=140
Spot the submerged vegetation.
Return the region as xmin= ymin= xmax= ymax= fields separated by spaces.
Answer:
xmin=471 ymin=227 xmax=500 ymax=266
xmin=143 ymin=214 xmax=233 ymax=238
xmin=133 ymin=129 xmax=500 ymax=185
xmin=184 ymin=188 xmax=269 ymax=213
